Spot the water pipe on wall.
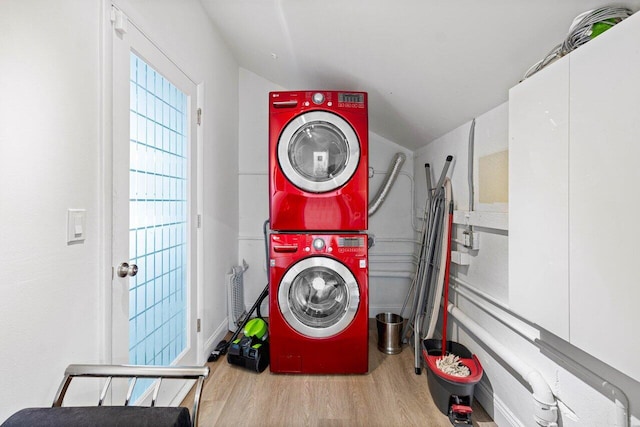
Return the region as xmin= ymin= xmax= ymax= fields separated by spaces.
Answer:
xmin=463 ymin=119 xmax=477 ymax=249
xmin=368 ymin=153 xmax=415 ymax=276
xmin=447 ymin=302 xmax=559 ymax=427
xmin=536 ymin=341 xmax=630 ymax=427
xmin=467 ymin=118 xmax=476 ymax=212
xmin=450 ymin=276 xmax=630 ymax=427
xmin=369 ymin=270 xmax=414 ymax=279
xmin=368 ymin=152 xmax=406 ymax=216
xmin=368 ymin=234 xmax=419 ymax=280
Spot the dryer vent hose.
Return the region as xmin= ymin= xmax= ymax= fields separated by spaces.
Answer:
xmin=368 ymin=152 xmax=406 ymax=217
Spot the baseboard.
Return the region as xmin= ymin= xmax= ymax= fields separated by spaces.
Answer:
xmin=203 ymin=317 xmax=231 ymax=360
xmin=475 ymin=380 xmax=524 ymax=427
xmin=369 ymin=304 xmax=403 ymax=318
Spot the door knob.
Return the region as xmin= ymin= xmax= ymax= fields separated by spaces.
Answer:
xmin=117 ymin=262 xmax=138 ymax=278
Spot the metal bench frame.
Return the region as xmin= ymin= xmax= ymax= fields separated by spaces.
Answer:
xmin=51 ymin=364 xmax=209 ymax=427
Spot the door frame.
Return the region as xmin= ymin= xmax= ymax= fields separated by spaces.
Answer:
xmin=99 ymin=0 xmax=205 ymax=400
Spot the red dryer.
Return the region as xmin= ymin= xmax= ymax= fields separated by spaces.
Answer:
xmin=269 ymin=91 xmax=368 ymax=232
xmin=269 ymin=233 xmax=369 ymax=374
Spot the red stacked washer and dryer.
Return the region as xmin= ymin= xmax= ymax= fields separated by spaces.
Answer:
xmin=268 ymin=91 xmax=369 ymax=374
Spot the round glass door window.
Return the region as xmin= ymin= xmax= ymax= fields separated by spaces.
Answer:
xmin=278 ymin=257 xmax=360 ymax=338
xmin=278 ymin=111 xmax=360 ymax=193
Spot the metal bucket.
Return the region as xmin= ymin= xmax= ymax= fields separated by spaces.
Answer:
xmin=376 ymin=312 xmax=404 ymax=354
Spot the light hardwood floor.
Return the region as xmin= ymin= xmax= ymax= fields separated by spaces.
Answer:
xmin=184 ymin=323 xmax=496 ymax=426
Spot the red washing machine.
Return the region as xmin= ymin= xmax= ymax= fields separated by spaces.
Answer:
xmin=269 ymin=91 xmax=368 ymax=232
xmin=269 ymin=233 xmax=369 ymax=374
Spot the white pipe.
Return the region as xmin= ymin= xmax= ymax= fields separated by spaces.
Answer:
xmin=467 ymin=119 xmax=476 ymax=212
xmin=450 ymin=276 xmax=527 ymax=323
xmin=369 ymin=270 xmax=413 ymax=279
xmin=452 ymin=285 xmax=539 ymax=343
xmin=374 ymin=237 xmax=420 ymax=244
xmin=370 ymin=262 xmax=417 ymax=268
xmin=450 ymin=276 xmax=545 ymax=343
xmin=371 ymin=167 xmax=418 ymax=230
xmin=398 ymin=171 xmax=419 ymax=232
xmin=451 ymin=277 xmax=630 ymax=427
xmin=369 ymin=252 xmax=416 ymax=258
xmin=447 ymin=303 xmax=558 ymax=427
xmin=608 ymin=386 xmax=629 ymax=427
xmin=537 ymin=340 xmax=630 ymax=427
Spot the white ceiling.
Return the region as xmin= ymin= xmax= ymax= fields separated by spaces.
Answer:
xmin=200 ymin=0 xmax=639 ymax=150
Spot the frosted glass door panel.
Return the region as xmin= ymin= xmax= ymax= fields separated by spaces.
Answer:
xmin=129 ymin=53 xmax=188 ymax=368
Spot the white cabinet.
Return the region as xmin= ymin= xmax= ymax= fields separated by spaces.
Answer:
xmin=509 ymin=12 xmax=640 ymax=382
xmin=508 ymin=56 xmax=570 ymax=340
xmin=568 ymin=13 xmax=640 ymax=382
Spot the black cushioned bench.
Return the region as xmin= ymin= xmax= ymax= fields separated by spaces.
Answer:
xmin=1 ymin=364 xmax=209 ymax=427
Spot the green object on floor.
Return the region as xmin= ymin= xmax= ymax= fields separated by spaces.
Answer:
xmin=244 ymin=317 xmax=268 ymax=340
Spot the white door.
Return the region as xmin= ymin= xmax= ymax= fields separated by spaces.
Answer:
xmin=111 ymin=6 xmax=199 ymax=403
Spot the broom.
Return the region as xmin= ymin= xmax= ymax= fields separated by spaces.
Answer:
xmin=437 ymin=201 xmax=470 ymax=377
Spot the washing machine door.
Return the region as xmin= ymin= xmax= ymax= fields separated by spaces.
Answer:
xmin=279 ymin=257 xmax=360 ymax=338
xmin=278 ymin=111 xmax=360 ymax=193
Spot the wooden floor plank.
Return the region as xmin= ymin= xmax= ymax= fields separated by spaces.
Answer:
xmin=184 ymin=322 xmax=497 ymax=426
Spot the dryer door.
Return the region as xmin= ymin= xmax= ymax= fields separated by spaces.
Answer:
xmin=278 ymin=111 xmax=360 ymax=193
xmin=279 ymin=257 xmax=360 ymax=338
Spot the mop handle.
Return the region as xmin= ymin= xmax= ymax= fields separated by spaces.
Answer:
xmin=441 ymin=201 xmax=454 ymax=356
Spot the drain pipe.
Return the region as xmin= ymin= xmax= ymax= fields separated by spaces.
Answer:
xmin=536 ymin=340 xmax=630 ymax=427
xmin=447 ymin=303 xmax=559 ymax=427
xmin=368 ymin=152 xmax=406 ymax=216
xmin=451 ymin=277 xmax=630 ymax=427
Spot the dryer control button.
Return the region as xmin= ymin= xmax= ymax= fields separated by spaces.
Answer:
xmin=312 ymin=238 xmax=325 ymax=250
xmin=312 ymin=93 xmax=325 ymax=105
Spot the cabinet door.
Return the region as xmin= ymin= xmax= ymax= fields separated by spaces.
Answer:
xmin=569 ymin=13 xmax=640 ymax=382
xmin=508 ymin=57 xmax=570 ymax=340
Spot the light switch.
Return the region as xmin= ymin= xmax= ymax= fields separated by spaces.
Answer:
xmin=67 ymin=209 xmax=86 ymax=244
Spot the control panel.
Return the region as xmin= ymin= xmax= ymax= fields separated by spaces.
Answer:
xmin=271 ymin=234 xmax=367 ymax=255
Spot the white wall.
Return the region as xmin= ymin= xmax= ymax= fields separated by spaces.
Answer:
xmin=0 ymin=0 xmax=238 ymax=421
xmin=367 ymin=133 xmax=414 ymax=316
xmin=237 ymin=68 xmax=282 ymax=316
xmin=415 ymin=103 xmax=640 ymax=426
xmin=238 ymin=69 xmax=414 ymax=317
xmin=4 ymin=1 xmax=637 ymax=425
xmin=0 ymin=1 xmax=102 ymax=419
